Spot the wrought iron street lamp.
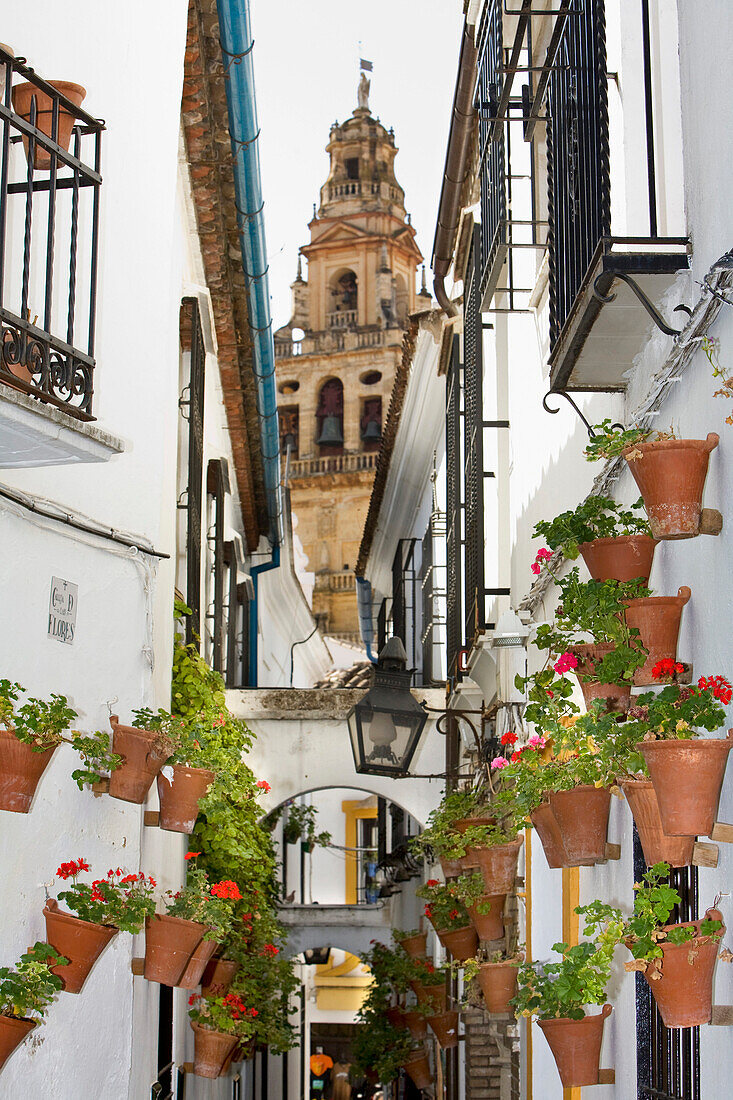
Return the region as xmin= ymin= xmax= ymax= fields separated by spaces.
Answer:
xmin=347 ymin=638 xmax=428 ymax=777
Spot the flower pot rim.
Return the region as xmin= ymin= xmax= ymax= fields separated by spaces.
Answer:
xmin=190 ymin=1019 xmax=236 ymax=1038
xmin=14 ymin=79 xmax=87 ymax=98
xmin=577 ymin=533 xmax=658 ymax=550
xmin=0 ymin=726 xmax=57 ymax=751
xmin=637 ymin=733 xmax=733 ymax=751
xmin=537 ymin=1003 xmax=612 ymax=1025
xmin=624 ymin=587 xmax=691 ymax=609
xmin=43 ymin=899 xmax=117 ymax=932
xmin=147 ymin=912 xmax=208 ymax=932
xmin=623 ymin=434 xmax=719 ymax=457
xmin=109 ymin=716 xmax=158 ymax=738
xmin=167 ymin=763 xmax=216 ymax=779
xmin=479 ymin=959 xmax=521 ymax=970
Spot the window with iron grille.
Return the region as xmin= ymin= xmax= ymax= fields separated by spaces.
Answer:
xmin=0 ymin=49 xmax=104 ymax=418
xmin=463 ymin=225 xmax=485 ymax=650
xmin=635 ymin=830 xmax=700 ymax=1100
xmin=420 ymin=510 xmax=446 ymax=686
xmin=546 ymin=0 xmax=611 ymax=352
xmin=181 ymin=298 xmax=205 ymax=649
xmin=391 ymin=538 xmax=417 ymax=670
xmin=377 ymin=597 xmax=391 ymax=654
xmin=205 ymin=458 xmax=229 ymax=672
xmin=476 ymin=0 xmax=508 ymax=306
xmin=445 ymin=334 xmax=463 ymax=687
xmin=224 ymin=542 xmax=250 ymax=688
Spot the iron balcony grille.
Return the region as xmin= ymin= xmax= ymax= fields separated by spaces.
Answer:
xmin=0 ymin=46 xmax=103 ymax=419
xmin=391 ymin=538 xmax=417 ymax=673
xmin=182 ymin=298 xmax=205 ymax=649
xmin=463 ymin=225 xmax=486 ymax=649
xmin=476 ymin=0 xmax=508 ymax=307
xmin=546 ymin=0 xmax=611 ymax=352
xmin=445 ymin=334 xmax=463 ymax=686
xmin=420 ymin=511 xmax=447 ymax=687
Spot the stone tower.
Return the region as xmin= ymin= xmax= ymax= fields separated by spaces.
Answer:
xmin=275 ymin=78 xmax=424 ymax=644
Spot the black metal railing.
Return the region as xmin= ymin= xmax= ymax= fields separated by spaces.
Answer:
xmin=181 ymin=298 xmax=205 ymax=649
xmin=476 ymin=0 xmax=508 ymax=306
xmin=420 ymin=510 xmax=446 ymax=686
xmin=635 ymin=829 xmax=700 ymax=1100
xmin=546 ymin=0 xmax=611 ymax=351
xmin=0 ymin=46 xmax=103 ymax=418
xmin=445 ymin=334 xmax=463 ymax=686
xmin=392 ymin=538 xmax=417 ymax=671
xmin=206 ymin=458 xmax=228 ymax=672
xmin=464 ymin=225 xmax=485 ymax=648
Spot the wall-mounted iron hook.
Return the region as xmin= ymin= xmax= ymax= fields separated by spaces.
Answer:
xmin=542 ymin=390 xmax=596 ymax=437
xmin=592 ymin=272 xmax=685 ymax=337
xmin=106 ymin=696 xmax=118 ymax=717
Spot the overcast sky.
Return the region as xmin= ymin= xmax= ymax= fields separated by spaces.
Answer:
xmin=250 ymin=0 xmax=465 ymax=328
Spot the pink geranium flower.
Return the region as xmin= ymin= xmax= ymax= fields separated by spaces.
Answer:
xmin=491 ymin=756 xmax=509 ymax=770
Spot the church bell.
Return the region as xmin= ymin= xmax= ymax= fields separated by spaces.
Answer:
xmin=361 ymin=419 xmax=381 ymax=442
xmin=317 ymin=415 xmax=344 ymax=446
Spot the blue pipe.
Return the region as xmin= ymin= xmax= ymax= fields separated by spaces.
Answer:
xmin=248 ymin=546 xmax=280 ymax=686
xmin=216 ymin=0 xmax=281 ymax=546
xmin=355 ymin=576 xmax=377 ymax=664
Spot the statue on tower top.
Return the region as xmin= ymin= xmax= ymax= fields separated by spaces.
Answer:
xmin=357 ymin=70 xmax=370 ymax=112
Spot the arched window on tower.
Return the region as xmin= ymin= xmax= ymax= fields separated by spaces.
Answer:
xmin=279 ymin=406 xmax=299 ymax=458
xmin=361 ymin=396 xmax=382 ymax=451
xmin=316 ymin=378 xmax=344 ymax=455
xmin=328 ymin=269 xmax=358 ymax=329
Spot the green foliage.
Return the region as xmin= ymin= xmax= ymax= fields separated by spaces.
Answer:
xmin=410 ymin=786 xmax=491 ymax=860
xmin=534 ymin=567 xmax=649 ymax=683
xmin=514 ymin=668 xmax=579 ymax=728
xmin=282 ymin=803 xmax=331 ymax=850
xmin=417 ymin=878 xmax=471 ymax=931
xmin=626 ymin=679 xmax=729 ymax=741
xmin=352 ymin=1005 xmax=414 ymax=1081
xmin=165 ymin=863 xmax=239 ymax=941
xmin=533 ymin=496 xmax=650 ymax=560
xmin=583 ymin=420 xmax=655 ymax=462
xmin=361 ymin=941 xmax=420 ymax=1005
xmin=0 ymin=679 xmax=121 ymax=788
xmin=0 ymin=943 xmax=68 ymax=1020
xmin=56 ymin=863 xmax=156 ymax=934
xmin=189 ymin=991 xmax=258 ymax=1040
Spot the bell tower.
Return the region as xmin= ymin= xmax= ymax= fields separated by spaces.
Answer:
xmin=275 ymin=74 xmax=425 ymax=645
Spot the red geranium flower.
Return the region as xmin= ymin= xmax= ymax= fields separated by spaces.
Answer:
xmin=500 ymin=731 xmax=517 ymax=746
xmin=185 ymin=851 xmax=201 ymax=860
xmin=256 ymin=780 xmax=271 ymax=793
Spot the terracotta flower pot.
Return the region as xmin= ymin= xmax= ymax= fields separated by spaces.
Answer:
xmin=201 ymin=957 xmax=239 ymax=998
xmin=108 ymin=716 xmax=170 ymax=804
xmin=548 ymin=786 xmax=611 ymax=864
xmin=468 ymin=893 xmax=505 ymax=941
xmin=465 ymin=837 xmax=522 ymax=895
xmin=401 ymin=1050 xmax=432 ymax=1090
xmin=12 ymin=81 xmax=87 ymax=170
xmin=538 ymin=1004 xmax=611 ymax=1088
xmin=191 ymin=1020 xmax=237 ymax=1078
xmin=530 ymin=802 xmax=578 ymax=869
xmin=43 ymin=899 xmax=117 ymax=994
xmin=386 ymin=1005 xmax=407 ymax=1030
xmin=436 ymin=924 xmax=478 ymax=962
xmin=639 ymin=733 xmax=733 ymax=836
xmin=624 ymin=434 xmax=719 ymax=539
xmin=413 ymin=982 xmax=446 ymax=1014
xmin=0 ymin=1016 xmax=35 ymax=1072
xmin=156 ymin=764 xmax=215 ymax=833
xmin=477 ymin=961 xmax=518 ymax=1014
xmin=624 ymin=587 xmax=690 ymax=685
xmin=570 ymin=644 xmax=631 ymax=714
xmin=0 ymin=729 xmax=56 ymax=813
xmin=578 ymin=534 xmax=658 ymax=585
xmin=177 ymin=935 xmax=218 ymax=989
xmin=397 ymin=931 xmax=427 ymax=959
xmin=636 ymin=910 xmax=725 ymax=1028
xmin=144 ymin=914 xmax=206 ymax=986
xmin=439 ymin=856 xmax=463 ymax=878
xmin=403 ymin=1010 xmax=428 ymax=1041
xmin=618 ymin=778 xmax=694 ymax=867
xmin=453 ymin=815 xmax=496 ymax=835
xmin=428 ymin=1009 xmax=459 ymax=1049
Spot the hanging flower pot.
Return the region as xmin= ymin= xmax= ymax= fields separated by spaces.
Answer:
xmin=428 ymin=1009 xmax=459 ymax=1049
xmin=548 ymin=786 xmax=611 ymax=865
xmin=0 ymin=730 xmax=56 ymax=813
xmin=477 ymin=961 xmax=519 ymax=1014
xmin=436 ymin=924 xmax=478 ymax=962
xmin=0 ymin=1016 xmax=35 ymax=1072
xmin=42 ymin=899 xmax=117 ymax=994
xmin=634 ymin=910 xmax=725 ymax=1028
xmin=537 ymin=1004 xmax=611 ymax=1088
xmin=12 ymin=81 xmax=87 ymax=170
xmin=191 ymin=1020 xmax=238 ymax=1078
xmin=396 ymin=931 xmax=427 ymax=959
xmin=439 ymin=856 xmax=463 ymax=878
xmin=403 ymin=1009 xmax=428 ymax=1041
xmin=177 ymin=935 xmax=219 ymax=989
xmin=401 ymin=1049 xmax=432 ymax=1090
xmin=465 ymin=837 xmax=522 ymax=894
xmin=156 ymin=765 xmax=215 ymax=834
xmin=108 ymin=716 xmax=170 ymax=804
xmin=624 ymin=434 xmax=719 ymax=539
xmin=201 ymin=957 xmax=239 ymax=998
xmin=618 ymin=779 xmax=694 ymax=867
xmin=453 ymin=815 xmax=496 ymax=834
xmin=578 ymin=534 xmax=658 ymax=585
xmin=143 ymin=914 xmax=206 ymax=986
xmin=530 ymin=802 xmax=576 ymax=869
xmin=569 ymin=644 xmax=631 ymax=713
xmin=386 ymin=1005 xmax=407 ymax=1030
xmin=639 ymin=733 xmax=733 ymax=836
xmin=412 ymin=982 xmax=446 ymax=1014
xmin=468 ymin=894 xmax=505 ymax=941
xmin=624 ymin=587 xmax=690 ymax=685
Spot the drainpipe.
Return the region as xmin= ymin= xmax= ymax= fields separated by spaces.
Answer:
xmin=355 ymin=576 xmax=377 ymax=664
xmin=431 ymin=22 xmax=478 ymax=317
xmin=216 ymin=0 xmax=282 ymax=543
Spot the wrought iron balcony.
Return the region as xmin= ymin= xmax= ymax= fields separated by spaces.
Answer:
xmin=0 ymin=47 xmax=103 ymax=420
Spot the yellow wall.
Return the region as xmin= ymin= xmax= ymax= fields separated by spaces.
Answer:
xmin=342 ymin=799 xmax=378 ymax=904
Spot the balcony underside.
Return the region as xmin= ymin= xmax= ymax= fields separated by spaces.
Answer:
xmin=276 ymin=902 xmax=392 ymax=957
xmin=0 ymin=382 xmax=124 ymax=467
xmin=548 ymin=237 xmax=690 ymax=392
